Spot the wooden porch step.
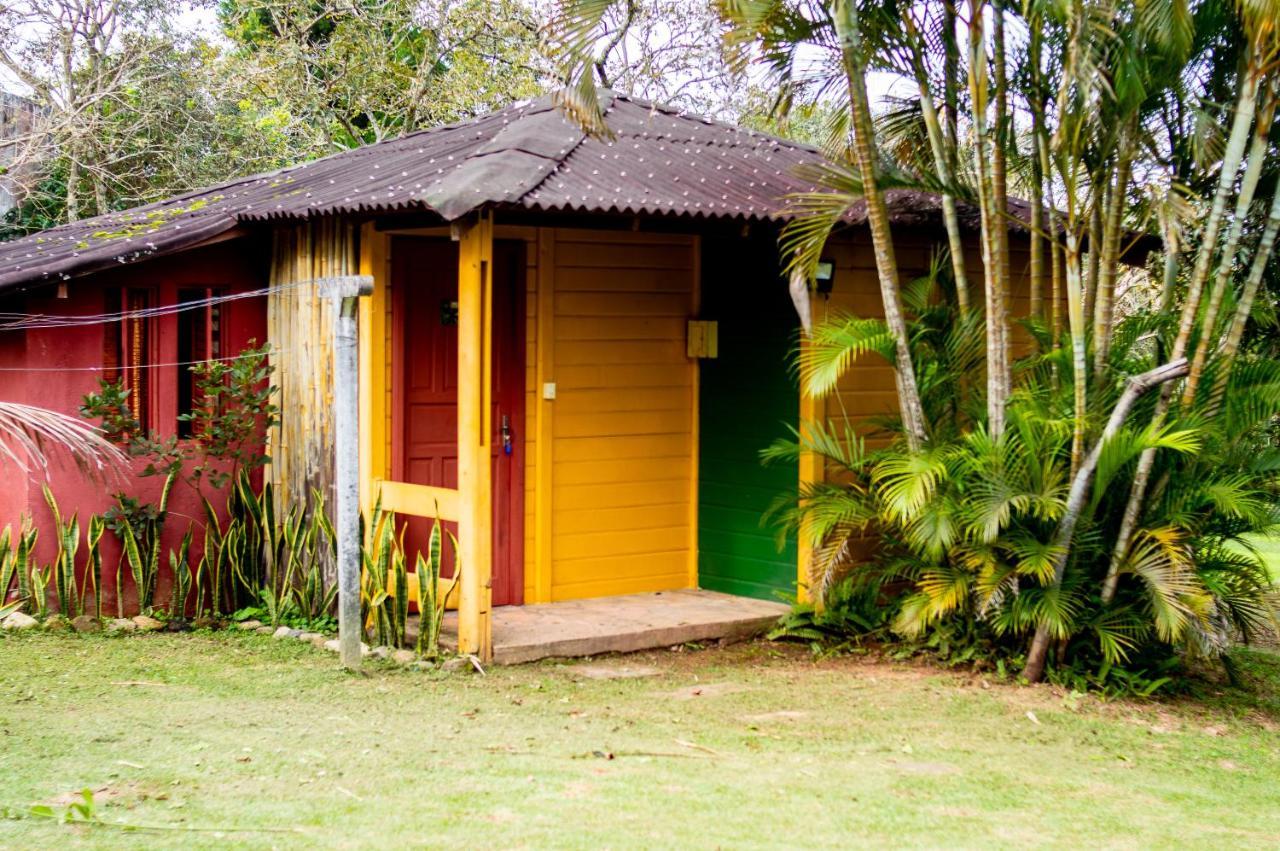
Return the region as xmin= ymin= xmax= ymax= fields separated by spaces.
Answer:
xmin=438 ymin=589 xmax=789 ymax=665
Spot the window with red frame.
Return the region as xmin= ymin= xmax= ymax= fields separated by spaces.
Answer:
xmin=177 ymin=287 xmax=225 ymax=438
xmin=104 ymin=287 xmax=225 ymax=436
xmin=103 ymin=288 xmax=155 ymax=431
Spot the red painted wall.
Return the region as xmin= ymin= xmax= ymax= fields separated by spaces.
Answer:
xmin=0 ymin=235 xmax=269 ymax=616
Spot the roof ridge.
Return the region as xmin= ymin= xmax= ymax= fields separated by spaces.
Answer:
xmin=508 ymin=92 xmax=617 ymax=209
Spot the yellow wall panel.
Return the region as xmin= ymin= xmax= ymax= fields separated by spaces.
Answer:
xmin=550 ymin=433 xmax=692 ymax=462
xmin=543 ymin=229 xmax=697 ymax=601
xmin=553 ymin=502 xmax=689 ymax=536
xmin=553 ymin=526 xmax=692 ymax=561
xmin=799 ymin=229 xmax=1056 ymax=592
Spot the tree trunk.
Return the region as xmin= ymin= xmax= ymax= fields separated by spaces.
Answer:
xmin=1064 ymin=229 xmax=1088 ymax=474
xmin=1084 ymin=191 xmax=1103 ymax=330
xmin=990 ymin=0 xmax=1012 ymax=419
xmin=1092 ymin=128 xmax=1135 ymax=375
xmin=1184 ymin=85 xmax=1276 ymax=405
xmin=968 ymin=0 xmax=1010 ymax=438
xmin=1101 ymin=65 xmax=1262 ymax=604
xmin=1029 ymin=151 xmax=1045 ymax=321
xmin=1212 ymin=182 xmax=1280 ymax=406
xmin=903 ymin=15 xmax=969 ymax=313
xmin=65 ymin=157 xmax=80 ymax=223
xmin=1035 ymin=116 xmax=1063 ymax=352
xmin=1023 ymin=358 xmax=1190 ymax=682
xmin=941 ymin=0 xmax=961 ymax=179
xmin=832 ymin=0 xmax=929 ymax=451
xmin=1027 ymin=26 xmax=1046 ymax=322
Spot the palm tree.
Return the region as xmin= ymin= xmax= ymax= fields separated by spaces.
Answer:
xmin=1105 ymin=19 xmax=1274 ymax=607
xmin=553 ymin=0 xmax=932 ymax=451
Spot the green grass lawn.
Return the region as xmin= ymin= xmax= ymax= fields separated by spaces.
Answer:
xmin=1 ymin=633 xmax=1278 ymax=849
xmin=1248 ymin=534 xmax=1280 ymax=581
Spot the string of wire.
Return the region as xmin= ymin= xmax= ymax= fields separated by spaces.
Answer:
xmin=0 ymin=348 xmax=281 ymax=372
xmin=0 ymin=279 xmax=313 ymax=331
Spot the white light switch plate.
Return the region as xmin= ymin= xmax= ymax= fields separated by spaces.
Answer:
xmin=542 ymin=382 xmax=557 ymax=400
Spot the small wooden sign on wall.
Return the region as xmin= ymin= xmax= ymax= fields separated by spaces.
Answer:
xmin=687 ymin=320 xmax=719 ymax=359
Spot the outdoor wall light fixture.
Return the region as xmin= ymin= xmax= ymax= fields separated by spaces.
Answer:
xmin=790 ymin=259 xmax=836 ymax=334
xmin=815 ymin=259 xmax=835 ymax=295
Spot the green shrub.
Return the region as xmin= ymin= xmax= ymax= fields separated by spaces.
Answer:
xmin=769 ymin=274 xmax=1279 ymax=691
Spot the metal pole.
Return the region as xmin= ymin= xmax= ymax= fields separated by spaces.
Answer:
xmin=321 ymin=275 xmax=373 ymax=670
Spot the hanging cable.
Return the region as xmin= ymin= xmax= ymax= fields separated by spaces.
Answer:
xmin=0 ymin=279 xmax=312 ymax=332
xmin=0 ymin=348 xmax=283 ymax=373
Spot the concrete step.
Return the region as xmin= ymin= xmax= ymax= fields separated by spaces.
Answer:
xmin=435 ymin=588 xmax=789 ymax=665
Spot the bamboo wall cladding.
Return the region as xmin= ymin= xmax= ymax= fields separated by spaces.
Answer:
xmin=267 ymin=218 xmax=358 ymax=582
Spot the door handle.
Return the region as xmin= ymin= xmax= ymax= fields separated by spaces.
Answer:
xmin=500 ymin=414 xmax=513 ymax=455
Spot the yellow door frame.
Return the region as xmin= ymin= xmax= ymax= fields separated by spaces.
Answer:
xmin=796 ymin=344 xmax=824 ymax=606
xmin=454 ymin=212 xmax=495 ymax=661
xmin=358 ymin=216 xmax=495 ymax=661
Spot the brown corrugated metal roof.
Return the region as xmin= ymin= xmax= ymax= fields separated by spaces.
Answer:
xmin=0 ymin=90 xmax=1036 ymax=293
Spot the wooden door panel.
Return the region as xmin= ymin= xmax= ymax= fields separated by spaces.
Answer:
xmin=392 ymin=237 xmax=525 ymax=606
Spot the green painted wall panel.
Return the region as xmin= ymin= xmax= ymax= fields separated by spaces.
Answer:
xmin=697 ymin=237 xmax=799 ymax=601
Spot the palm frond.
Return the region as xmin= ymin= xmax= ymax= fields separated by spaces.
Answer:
xmin=798 ymin=313 xmax=895 ymax=397
xmin=0 ymin=402 xmax=126 ymax=480
xmin=1118 ymin=527 xmax=1210 ymax=642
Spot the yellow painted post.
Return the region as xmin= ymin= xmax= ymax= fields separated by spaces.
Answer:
xmin=533 ymin=230 xmax=556 ymax=604
xmin=456 ymin=212 xmax=494 ymax=661
xmin=687 ymin=235 xmax=701 ymax=590
xmin=796 ymin=349 xmax=825 ymax=607
xmin=358 ymin=223 xmax=390 ymax=517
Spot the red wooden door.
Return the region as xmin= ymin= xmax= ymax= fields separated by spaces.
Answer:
xmin=391 ymin=237 xmax=525 ymax=606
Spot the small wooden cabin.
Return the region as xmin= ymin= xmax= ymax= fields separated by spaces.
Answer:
xmin=0 ymin=92 xmax=1044 ymax=660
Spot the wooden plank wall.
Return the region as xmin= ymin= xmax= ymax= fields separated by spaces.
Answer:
xmin=267 ymin=218 xmax=358 ymax=583
xmin=802 ymin=229 xmax=1046 ymax=594
xmin=531 ymin=229 xmax=699 ymax=602
xmin=818 ymin=229 xmax=1044 ymax=444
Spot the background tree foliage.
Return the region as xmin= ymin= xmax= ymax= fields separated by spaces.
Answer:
xmin=1 ymin=0 xmax=552 ymax=234
xmin=217 ymin=0 xmax=545 ymax=151
xmin=0 ymin=1 xmax=243 ymax=227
